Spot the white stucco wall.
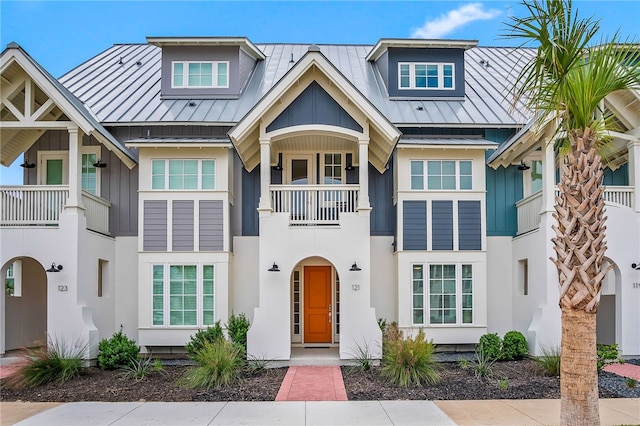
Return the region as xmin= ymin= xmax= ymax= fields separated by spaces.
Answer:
xmin=486 ymin=236 xmax=514 ymax=336
xmin=115 ymin=236 xmax=138 ymax=341
xmin=370 ymin=236 xmax=397 ymax=324
xmin=230 ymin=236 xmax=260 ymax=322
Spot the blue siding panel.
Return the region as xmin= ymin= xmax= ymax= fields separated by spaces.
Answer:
xmin=432 ymin=200 xmax=453 ymax=250
xmin=266 ymin=81 xmax=362 ymax=133
xmin=369 ymin=162 xmax=396 ymax=236
xmin=458 ymin=200 xmax=482 ymax=250
xmin=603 ymin=163 xmax=628 ymax=186
xmin=242 ymin=167 xmax=260 ymax=236
xmin=403 ymin=200 xmax=427 ymax=250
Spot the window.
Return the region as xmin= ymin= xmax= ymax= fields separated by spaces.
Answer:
xmin=530 ymin=160 xmax=542 ymax=193
xmin=152 ymin=159 xmax=215 ymax=190
xmin=172 ymin=61 xmax=229 ymax=88
xmin=152 ymin=264 xmax=215 ymax=327
xmin=410 ymin=160 xmax=472 ymax=190
xmin=323 ymin=153 xmax=342 ymax=184
xmin=82 ymin=153 xmax=98 ymax=195
xmin=98 ymin=259 xmax=108 ymax=297
xmin=412 ymin=263 xmax=473 ymax=325
xmin=399 ymin=63 xmax=455 ymax=90
xmin=519 ymin=259 xmax=529 ymax=296
xmin=5 ymin=263 xmax=15 ymax=296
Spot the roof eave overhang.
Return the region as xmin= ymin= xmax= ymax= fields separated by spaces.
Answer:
xmin=229 ymin=49 xmax=401 ymax=173
xmin=146 ymin=36 xmax=266 ymax=61
xmin=399 ymin=143 xmax=498 ymax=150
xmin=366 ymin=38 xmax=479 ymax=62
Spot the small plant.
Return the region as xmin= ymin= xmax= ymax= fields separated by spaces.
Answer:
xmin=246 ymin=354 xmax=269 ymax=374
xmin=348 ymin=341 xmax=374 ymax=373
xmin=458 ymin=359 xmax=470 ymax=369
xmin=501 ymin=331 xmax=528 ymax=361
xmin=5 ymin=337 xmax=86 ymax=388
xmin=477 ymin=333 xmax=502 ymax=361
xmin=226 ymin=313 xmax=250 ymax=353
xmin=377 ymin=318 xmax=387 ymax=332
xmin=596 ymin=343 xmax=623 ymax=371
xmin=381 ymin=329 xmax=440 ymax=387
xmin=185 ymin=322 xmax=224 ymax=360
xmin=497 ymin=378 xmax=509 ymax=390
xmin=383 ymin=321 xmax=401 ymax=346
xmin=535 ymin=345 xmax=561 ymax=376
xmin=180 ymin=339 xmax=244 ymax=389
xmin=625 ymin=378 xmax=637 ymax=388
xmin=471 ymin=350 xmax=496 ymax=380
xmin=118 ymin=355 xmax=163 ymax=381
xmin=98 ymin=330 xmax=140 ymax=371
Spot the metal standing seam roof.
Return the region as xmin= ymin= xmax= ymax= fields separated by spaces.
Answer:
xmin=58 ymin=42 xmax=535 ymax=128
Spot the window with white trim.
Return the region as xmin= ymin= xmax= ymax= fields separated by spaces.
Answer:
xmin=152 ymin=264 xmax=215 ymax=327
xmin=5 ymin=263 xmax=15 ymax=296
xmin=172 ymin=61 xmax=229 ymax=88
xmin=410 ymin=160 xmax=472 ymax=190
xmin=412 ymin=263 xmax=473 ymax=325
xmin=152 ymin=159 xmax=215 ymax=190
xmin=323 ymin=153 xmax=342 ymax=184
xmin=399 ymin=63 xmax=455 ymax=90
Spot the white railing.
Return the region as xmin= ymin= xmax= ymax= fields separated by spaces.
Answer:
xmin=271 ymin=185 xmax=359 ymax=225
xmin=518 ymin=186 xmax=635 ymax=234
xmin=516 ymin=190 xmax=543 ymax=235
xmin=1 ymin=186 xmax=69 ymax=225
xmin=82 ymin=191 xmax=110 ymax=234
xmin=1 ymin=186 xmax=110 ymax=234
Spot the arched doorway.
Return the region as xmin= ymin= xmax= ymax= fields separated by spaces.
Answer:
xmin=2 ymin=257 xmax=47 ymax=353
xmin=596 ymin=259 xmax=619 ymax=346
xmin=291 ymin=257 xmax=340 ymax=347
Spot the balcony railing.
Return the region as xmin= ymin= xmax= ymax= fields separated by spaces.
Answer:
xmin=0 ymin=186 xmax=110 ymax=234
xmin=271 ymin=185 xmax=359 ymax=225
xmin=517 ymin=186 xmax=635 ymax=235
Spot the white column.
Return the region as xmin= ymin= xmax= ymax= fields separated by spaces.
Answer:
xmin=258 ymin=138 xmax=272 ymax=212
xmin=66 ymin=127 xmax=84 ymax=211
xmin=628 ymin=139 xmax=640 ymax=212
xmin=541 ymin=139 xmax=555 ymax=213
xmin=358 ymin=138 xmax=370 ymax=211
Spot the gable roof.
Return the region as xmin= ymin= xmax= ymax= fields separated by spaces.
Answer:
xmin=229 ymin=45 xmax=401 ymax=172
xmin=0 ymin=43 xmax=137 ymax=168
xmin=59 ymin=42 xmax=535 ymax=128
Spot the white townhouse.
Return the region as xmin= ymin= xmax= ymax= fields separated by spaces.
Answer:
xmin=1 ymin=37 xmax=638 ymax=361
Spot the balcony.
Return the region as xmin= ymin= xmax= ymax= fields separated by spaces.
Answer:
xmin=516 ymin=186 xmax=635 ymax=235
xmin=1 ymin=186 xmax=110 ymax=235
xmin=271 ymin=185 xmax=359 ymax=225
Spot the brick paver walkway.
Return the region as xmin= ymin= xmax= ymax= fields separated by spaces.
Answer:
xmin=603 ymin=362 xmax=640 ymax=380
xmin=275 ymin=366 xmax=348 ymax=401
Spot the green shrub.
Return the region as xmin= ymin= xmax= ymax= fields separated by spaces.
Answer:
xmin=6 ymin=337 xmax=85 ymax=388
xmin=502 ymin=331 xmax=528 ymax=360
xmin=381 ymin=329 xmax=440 ymax=387
xmin=348 ymin=341 xmax=374 ymax=373
xmin=597 ymin=343 xmax=623 ymax=371
xmin=118 ymin=356 xmax=163 ymax=381
xmin=98 ymin=331 xmax=139 ymax=370
xmin=478 ymin=333 xmax=502 ymax=361
xmin=471 ymin=350 xmax=496 ymax=380
xmin=185 ymin=322 xmax=224 ymax=360
xmin=377 ymin=318 xmax=387 ymax=332
xmin=180 ymin=340 xmax=244 ymax=389
xmin=535 ymin=345 xmax=561 ymax=376
xmin=226 ymin=313 xmax=250 ymax=352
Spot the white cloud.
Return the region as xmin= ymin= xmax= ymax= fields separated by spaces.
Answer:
xmin=412 ymin=3 xmax=501 ymax=39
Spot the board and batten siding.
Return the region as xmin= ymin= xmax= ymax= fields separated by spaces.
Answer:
xmin=369 ymin=162 xmax=396 ymax=236
xmin=403 ymin=200 xmax=427 ymax=250
xmin=143 ymin=200 xmax=167 ymax=251
xmin=458 ymin=200 xmax=482 ymax=250
xmin=200 ymin=200 xmax=224 ymax=251
xmin=432 ymin=200 xmax=454 ymax=250
xmin=172 ymin=201 xmax=194 ymax=251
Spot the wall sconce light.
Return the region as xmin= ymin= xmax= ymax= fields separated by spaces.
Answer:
xmin=268 ymin=262 xmax=280 ymax=272
xmin=632 ymin=263 xmax=640 ymax=270
xmin=517 ymin=160 xmax=530 ymax=171
xmin=46 ymin=262 xmax=63 ymax=273
xmin=272 ymin=153 xmax=283 ymax=171
xmin=93 ymin=159 xmax=107 ymax=168
xmin=20 ymin=159 xmax=35 ymax=168
xmin=349 ymin=262 xmax=361 ymax=271
xmin=345 ymin=153 xmax=355 ymax=171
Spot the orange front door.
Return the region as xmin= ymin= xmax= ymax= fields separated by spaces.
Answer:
xmin=304 ymin=266 xmax=332 ymax=343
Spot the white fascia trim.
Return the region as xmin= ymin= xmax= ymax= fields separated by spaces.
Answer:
xmin=399 ymin=144 xmax=499 ymax=150
xmin=126 ymin=143 xmax=234 ymax=149
xmin=366 ymin=38 xmax=479 ymax=62
xmin=146 ymin=37 xmax=265 ymax=61
xmin=266 ymin=124 xmax=362 ymax=142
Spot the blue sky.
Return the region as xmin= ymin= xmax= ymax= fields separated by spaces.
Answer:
xmin=1 ymin=0 xmax=638 ymax=184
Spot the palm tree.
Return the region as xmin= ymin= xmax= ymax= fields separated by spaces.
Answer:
xmin=505 ymin=1 xmax=640 ymax=424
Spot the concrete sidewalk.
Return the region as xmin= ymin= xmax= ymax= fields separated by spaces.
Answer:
xmin=2 ymin=399 xmax=639 ymax=426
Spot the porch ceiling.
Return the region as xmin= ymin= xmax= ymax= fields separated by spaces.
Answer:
xmin=270 ymin=134 xmax=359 ymax=164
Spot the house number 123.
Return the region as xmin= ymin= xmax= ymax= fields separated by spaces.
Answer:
xmin=58 ymin=285 xmax=68 ymax=292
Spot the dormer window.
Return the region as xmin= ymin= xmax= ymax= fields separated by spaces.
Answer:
xmin=171 ymin=61 xmax=229 ymax=89
xmin=398 ymin=63 xmax=455 ymax=90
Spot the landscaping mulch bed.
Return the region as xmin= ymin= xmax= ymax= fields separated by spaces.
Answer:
xmin=0 ymin=358 xmax=630 ymax=402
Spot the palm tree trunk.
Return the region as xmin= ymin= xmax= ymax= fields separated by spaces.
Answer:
xmin=551 ymin=127 xmax=613 ymax=426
